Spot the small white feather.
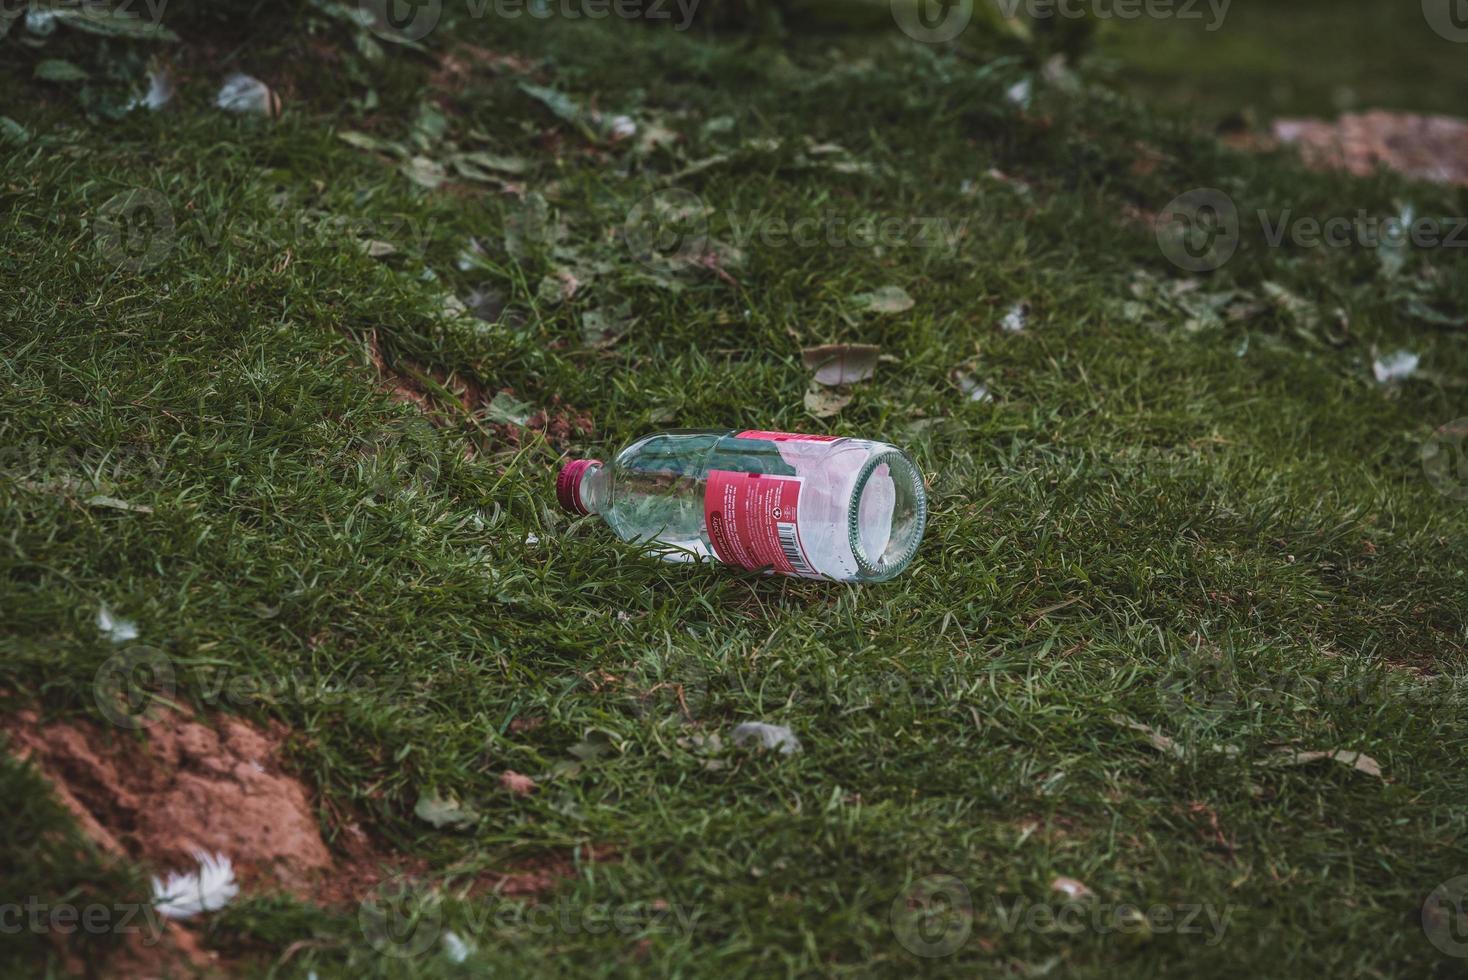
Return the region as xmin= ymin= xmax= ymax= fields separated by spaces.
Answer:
xmin=441 ymin=930 xmax=473 ymax=963
xmin=731 ymin=721 xmax=802 ymax=755
xmin=152 ymin=851 xmax=239 ymax=920
xmin=1372 ymin=349 xmax=1419 ymax=384
xmin=97 ymin=603 xmax=139 ymax=644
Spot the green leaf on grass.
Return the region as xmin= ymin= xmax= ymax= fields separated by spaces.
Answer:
xmin=414 ymin=788 xmax=480 ymax=829
xmin=581 ymin=303 xmax=634 ymax=348
xmin=1402 ymin=298 xmax=1467 ymax=329
xmin=519 ymin=83 xmax=583 ymax=125
xmin=486 ymin=392 xmax=532 ymax=426
xmin=452 ymin=150 xmax=528 ymax=176
xmin=53 ymin=6 xmax=179 ymax=40
xmin=35 ymin=59 xmax=89 ymax=83
xmin=401 ymin=155 xmax=446 ymax=190
xmin=851 ymin=285 xmax=914 ymax=315
xmin=0 ymin=117 xmax=30 ymax=146
xmin=337 ymin=130 xmax=407 ymax=157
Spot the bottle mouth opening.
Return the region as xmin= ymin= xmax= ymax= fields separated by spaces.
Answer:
xmin=847 ymin=450 xmax=927 ymax=580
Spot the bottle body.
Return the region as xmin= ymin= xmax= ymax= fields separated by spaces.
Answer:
xmin=558 ymin=429 xmax=927 ymax=583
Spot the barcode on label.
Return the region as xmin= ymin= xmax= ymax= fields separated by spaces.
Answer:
xmin=777 ymin=522 xmax=813 ymax=576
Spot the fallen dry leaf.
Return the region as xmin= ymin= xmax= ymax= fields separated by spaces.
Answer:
xmin=801 ymin=344 xmax=880 ymax=386
xmin=1111 ymin=715 xmax=1184 ymax=759
xmin=500 ymin=770 xmax=537 ymax=796
xmin=85 ymin=495 xmax=153 ymax=514
xmin=1051 ymin=876 xmax=1094 ymax=900
xmin=803 ymin=384 xmax=852 ymax=418
xmin=1274 ymin=748 xmax=1384 ymax=779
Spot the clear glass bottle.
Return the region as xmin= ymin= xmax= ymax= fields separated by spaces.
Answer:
xmin=556 ymin=429 xmax=927 ymax=582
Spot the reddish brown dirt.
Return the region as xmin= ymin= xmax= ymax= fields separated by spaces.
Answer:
xmin=363 ymin=331 xmax=593 ymax=451
xmin=7 ymin=711 xmax=618 ymax=895
xmin=1264 ymin=111 xmax=1468 ymax=186
xmin=7 ymin=708 xmax=615 ymax=974
xmin=6 ymin=709 xmax=333 ymax=897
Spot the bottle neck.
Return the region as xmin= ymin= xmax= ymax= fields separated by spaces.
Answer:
xmin=556 ymin=458 xmax=606 ymax=515
xmin=578 ymin=463 xmax=609 ymax=514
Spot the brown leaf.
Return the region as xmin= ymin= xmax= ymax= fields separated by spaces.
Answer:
xmin=1274 ymin=748 xmax=1384 ymax=779
xmin=801 ymin=344 xmax=880 ymax=386
xmin=803 ymin=384 xmax=852 ymax=418
xmin=1050 ymin=876 xmax=1094 ymax=900
xmin=500 ymin=770 xmax=537 ymax=796
xmin=1110 ymin=715 xmax=1184 ymax=758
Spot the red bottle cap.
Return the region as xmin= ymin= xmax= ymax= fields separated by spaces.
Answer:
xmin=555 ymin=458 xmax=601 ymax=515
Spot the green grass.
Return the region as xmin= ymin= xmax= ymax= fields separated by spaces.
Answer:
xmin=3 ymin=5 xmax=1468 ymax=978
xmin=1097 ymin=0 xmax=1468 ymax=121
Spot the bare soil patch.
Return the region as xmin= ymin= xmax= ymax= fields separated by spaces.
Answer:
xmin=1259 ymin=111 xmax=1468 ymax=186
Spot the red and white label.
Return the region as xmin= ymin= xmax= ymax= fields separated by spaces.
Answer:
xmin=702 ymin=431 xmax=839 ymax=575
xmin=737 ymin=430 xmax=840 ymax=443
xmin=704 ymin=471 xmax=813 ymax=575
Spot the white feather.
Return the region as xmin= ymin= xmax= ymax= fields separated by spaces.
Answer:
xmin=1372 ymin=349 xmax=1419 ymax=384
xmin=730 ymin=721 xmax=802 ymax=755
xmin=152 ymin=851 xmax=239 ymax=919
xmin=97 ymin=603 xmax=139 ymax=644
xmin=441 ymin=930 xmax=473 ymax=963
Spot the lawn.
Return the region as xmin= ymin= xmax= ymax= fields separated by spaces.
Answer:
xmin=2 ymin=2 xmax=1468 ymax=977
